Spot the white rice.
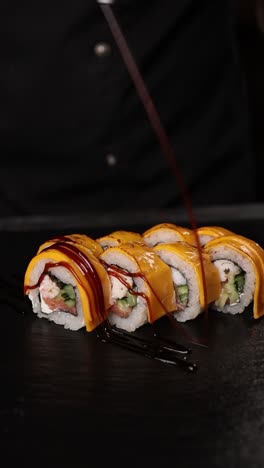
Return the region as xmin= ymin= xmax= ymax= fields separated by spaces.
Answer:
xmin=27 ymin=257 xmax=85 ymax=330
xmin=153 ymin=248 xmax=201 ymax=322
xmin=98 ymin=238 xmax=118 ymax=249
xmin=206 ymin=245 xmax=255 ymax=314
xmin=199 ymin=234 xmax=214 ymax=247
xmin=143 ymin=229 xmax=182 ymax=248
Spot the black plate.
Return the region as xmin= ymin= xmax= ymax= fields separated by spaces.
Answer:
xmin=1 ymin=204 xmax=264 ymax=467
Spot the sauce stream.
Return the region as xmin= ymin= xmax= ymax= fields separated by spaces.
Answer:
xmin=99 ymin=2 xmax=209 ymax=344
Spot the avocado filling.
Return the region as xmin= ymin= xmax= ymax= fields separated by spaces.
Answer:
xmin=56 ymin=283 xmax=76 ymax=308
xmin=108 ymin=269 xmax=138 ymax=318
xmin=176 ymin=284 xmax=189 ymax=307
xmin=116 ymin=290 xmax=138 ymax=309
xmin=213 ymin=260 xmax=246 ymax=308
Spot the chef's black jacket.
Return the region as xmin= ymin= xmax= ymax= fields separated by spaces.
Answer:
xmin=0 ymin=0 xmax=256 ymax=216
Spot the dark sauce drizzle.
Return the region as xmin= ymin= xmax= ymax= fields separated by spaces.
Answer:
xmin=24 ymin=241 xmax=106 ymax=322
xmin=97 ymin=259 xmax=197 ymax=369
xmin=24 ymin=240 xmax=197 ymax=371
xmin=101 ymin=260 xmax=203 ymax=347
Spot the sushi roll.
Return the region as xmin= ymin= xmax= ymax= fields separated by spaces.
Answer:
xmin=196 ymin=226 xmax=234 ymax=247
xmin=96 ymin=230 xmax=145 ymax=250
xmin=24 ymin=238 xmax=111 ymax=331
xmin=204 ymin=234 xmax=264 ymax=319
xmin=142 ymin=223 xmax=196 ymax=247
xmin=99 ymin=242 xmax=177 ymax=332
xmin=153 ymin=242 xmax=221 ymax=322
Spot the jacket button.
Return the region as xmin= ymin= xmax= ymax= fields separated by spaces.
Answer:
xmin=94 ymin=42 xmax=111 ymax=57
xmin=106 ymin=154 xmax=117 ymax=166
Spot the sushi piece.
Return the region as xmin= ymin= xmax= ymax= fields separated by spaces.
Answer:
xmin=153 ymin=242 xmax=221 ymax=322
xmin=99 ymin=242 xmax=177 ymax=332
xmin=37 ymin=233 xmax=103 ymax=257
xmin=96 ymin=230 xmax=145 ymax=250
xmin=24 ymin=238 xmax=111 ymax=331
xmin=196 ymin=226 xmax=234 ymax=247
xmin=204 ymin=234 xmax=264 ymax=319
xmin=142 ymin=223 xmax=196 ymax=247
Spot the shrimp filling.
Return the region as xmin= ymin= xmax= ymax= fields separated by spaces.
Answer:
xmin=39 ymin=272 xmax=77 ymax=316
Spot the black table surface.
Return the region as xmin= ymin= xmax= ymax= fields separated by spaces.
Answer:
xmin=2 ymin=203 xmax=264 ymax=468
